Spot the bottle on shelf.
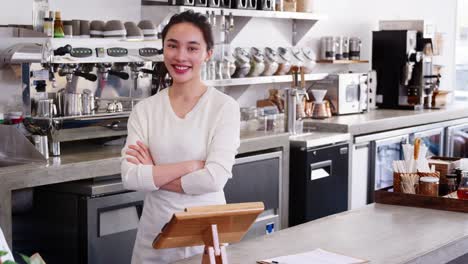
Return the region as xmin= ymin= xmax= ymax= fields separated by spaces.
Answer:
xmin=43 ymin=12 xmax=53 ymax=37
xmin=53 ymin=11 xmax=65 ymax=38
xmin=32 ymin=0 xmax=49 ymax=32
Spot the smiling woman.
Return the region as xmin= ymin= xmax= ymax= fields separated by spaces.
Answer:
xmin=120 ymin=10 xmax=241 ymax=264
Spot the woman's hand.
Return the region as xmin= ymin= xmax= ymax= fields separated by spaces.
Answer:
xmin=126 ymin=141 xmax=155 ymax=165
xmin=187 ymin=160 xmax=205 ymax=172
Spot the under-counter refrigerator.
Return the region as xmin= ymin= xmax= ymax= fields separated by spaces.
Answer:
xmin=289 ymin=142 xmax=349 ymax=226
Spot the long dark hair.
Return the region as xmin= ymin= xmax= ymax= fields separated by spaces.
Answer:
xmin=151 ymin=10 xmax=214 ymax=95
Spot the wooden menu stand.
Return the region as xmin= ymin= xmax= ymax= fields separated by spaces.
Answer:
xmin=153 ymin=202 xmax=265 ymax=264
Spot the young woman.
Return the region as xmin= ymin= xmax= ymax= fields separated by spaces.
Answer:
xmin=121 ymin=11 xmax=240 ymax=264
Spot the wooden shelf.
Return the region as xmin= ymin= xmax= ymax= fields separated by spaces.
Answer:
xmin=316 ymin=60 xmax=369 ymax=64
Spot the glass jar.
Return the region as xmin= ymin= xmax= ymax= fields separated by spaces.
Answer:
xmin=275 ymin=113 xmax=285 ymax=132
xmin=446 ymin=174 xmax=459 ymax=194
xmin=266 ymin=114 xmax=277 ymax=132
xmin=233 ymin=48 xmax=251 ymax=78
xmin=244 ymin=107 xmax=260 ymax=132
xmin=302 ymin=48 xmax=316 ymax=73
xmin=248 ymin=47 xmax=265 ymax=77
xmin=263 ymin=47 xmax=279 ymax=76
xmin=275 ymin=47 xmax=292 ymax=75
xmin=419 ymin=177 xmax=439 ymax=197
xmin=256 ymin=107 xmax=266 ymax=132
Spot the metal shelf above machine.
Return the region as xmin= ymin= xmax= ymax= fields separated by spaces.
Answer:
xmin=204 ymin=73 xmax=329 ymax=87
xmin=316 ymin=60 xmax=369 ymax=64
xmin=33 ymin=111 xmax=131 ymax=122
xmin=141 ymin=3 xmax=328 ymax=45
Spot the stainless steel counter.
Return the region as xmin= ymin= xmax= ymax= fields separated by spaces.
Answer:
xmin=304 ymin=104 xmax=468 ymax=136
xmin=176 ymin=204 xmax=468 ymax=264
xmin=0 ymin=132 xmax=290 ymax=247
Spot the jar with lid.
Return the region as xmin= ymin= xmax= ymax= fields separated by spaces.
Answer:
xmin=275 ymin=113 xmax=285 ymax=132
xmin=245 ymin=107 xmax=260 ymax=132
xmin=240 ymin=107 xmax=250 ymax=133
xmin=233 ymin=48 xmax=251 ymax=78
xmin=290 ymin=47 xmax=304 ymax=70
xmin=223 ymin=56 xmax=236 ymax=79
xmin=301 ymin=48 xmax=316 ymax=73
xmin=275 ymin=47 xmax=292 ymax=75
xmin=265 ymin=114 xmax=277 ymax=132
xmin=263 ymin=47 xmax=279 ymax=76
xmin=419 ymin=177 xmax=439 ymax=197
xmin=248 ymin=47 xmax=266 ymax=77
xmin=297 ymin=0 xmax=313 ymax=12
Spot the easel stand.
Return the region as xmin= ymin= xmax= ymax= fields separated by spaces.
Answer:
xmin=153 ymin=202 xmax=264 ymax=264
xmin=202 ymin=224 xmax=228 ymax=264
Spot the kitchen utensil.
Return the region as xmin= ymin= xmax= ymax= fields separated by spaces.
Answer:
xmin=80 ymin=20 xmax=90 ymax=38
xmin=82 ymin=92 xmax=97 ymax=115
xmin=232 ymin=0 xmax=249 ymax=9
xmin=138 ymin=20 xmax=158 ymax=40
xmin=36 ymin=99 xmax=57 ymax=118
xmin=208 ymin=0 xmax=220 ymax=7
xmin=125 ymin=22 xmax=144 ymax=40
xmin=258 ymin=0 xmax=275 ymax=10
xmin=90 ymin=20 xmax=105 ymax=38
xmin=349 ymin=37 xmax=361 ymax=60
xmin=104 ymin=20 xmax=126 ymax=39
xmin=321 ymin=36 xmax=337 ymax=60
xmin=64 ymin=93 xmax=83 ymax=116
xmin=195 ymin=0 xmax=208 ymax=6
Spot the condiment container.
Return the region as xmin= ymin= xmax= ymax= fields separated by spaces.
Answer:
xmin=263 ymin=47 xmax=279 ymax=76
xmin=302 ymin=48 xmax=316 ymax=73
xmin=233 ymin=48 xmax=251 ymax=78
xmin=248 ymin=47 xmax=265 ymax=77
xmin=419 ymin=176 xmax=439 ymax=197
xmin=275 ymin=47 xmax=292 ymax=75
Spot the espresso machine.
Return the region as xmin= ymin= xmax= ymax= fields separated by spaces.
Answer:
xmin=372 ymin=20 xmax=437 ymax=110
xmin=1 ymin=38 xmax=163 ymax=157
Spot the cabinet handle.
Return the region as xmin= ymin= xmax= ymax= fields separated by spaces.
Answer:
xmin=310 ymin=160 xmax=332 ymax=181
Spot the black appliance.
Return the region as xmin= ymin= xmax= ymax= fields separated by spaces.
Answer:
xmin=372 ymin=30 xmax=426 ymax=109
xmin=13 ymin=177 xmax=145 ymax=264
xmin=289 ymin=143 xmax=349 ymax=226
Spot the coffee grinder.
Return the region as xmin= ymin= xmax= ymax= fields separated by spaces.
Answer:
xmin=372 ymin=30 xmax=433 ymax=109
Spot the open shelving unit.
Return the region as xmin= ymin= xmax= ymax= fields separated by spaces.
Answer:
xmin=204 ymin=73 xmax=328 ymax=87
xmin=141 ymin=2 xmax=328 ymax=45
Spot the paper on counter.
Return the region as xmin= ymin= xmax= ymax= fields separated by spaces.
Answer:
xmin=258 ymin=248 xmax=368 ymax=264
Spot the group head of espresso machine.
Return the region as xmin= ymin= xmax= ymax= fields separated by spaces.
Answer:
xmin=0 ymin=38 xmax=163 ymax=158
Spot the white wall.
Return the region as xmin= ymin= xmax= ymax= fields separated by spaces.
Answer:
xmin=0 ymin=0 xmax=458 ymax=112
xmin=0 ymin=0 xmax=141 ymax=25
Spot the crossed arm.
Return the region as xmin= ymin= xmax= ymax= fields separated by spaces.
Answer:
xmin=125 ymin=141 xmax=203 ymax=193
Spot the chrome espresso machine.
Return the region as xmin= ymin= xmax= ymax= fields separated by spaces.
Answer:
xmin=1 ymin=38 xmax=163 ymax=156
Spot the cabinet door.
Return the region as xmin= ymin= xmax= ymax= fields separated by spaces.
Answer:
xmin=304 ymin=144 xmax=349 ymax=221
xmin=350 ymin=143 xmax=370 ymax=209
xmin=411 ymin=128 xmax=444 ymax=157
xmin=447 ymin=124 xmax=468 ymax=158
xmin=372 ymin=135 xmax=408 ymax=191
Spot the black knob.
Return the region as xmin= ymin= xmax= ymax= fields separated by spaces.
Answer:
xmin=140 ymin=69 xmax=154 ymax=75
xmin=54 ymin=45 xmax=72 ymax=56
